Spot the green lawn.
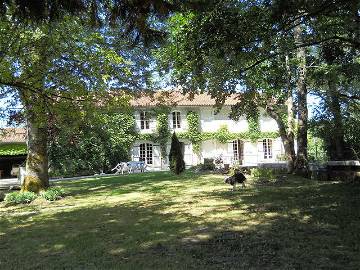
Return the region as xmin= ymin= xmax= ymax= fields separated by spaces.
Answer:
xmin=0 ymin=172 xmax=359 ymax=269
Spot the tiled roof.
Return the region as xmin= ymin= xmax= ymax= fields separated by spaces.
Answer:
xmin=130 ymin=90 xmax=240 ymax=107
xmin=0 ymin=128 xmax=26 ymax=143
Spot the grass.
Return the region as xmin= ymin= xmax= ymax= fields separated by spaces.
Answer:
xmin=0 ymin=171 xmax=359 ymax=269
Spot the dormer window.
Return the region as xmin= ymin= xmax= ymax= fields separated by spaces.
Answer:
xmin=140 ymin=111 xmax=150 ymax=130
xmin=172 ymin=111 xmax=181 ymax=129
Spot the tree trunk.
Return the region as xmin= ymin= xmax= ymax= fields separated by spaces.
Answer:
xmin=327 ymin=75 xmax=347 ymax=160
xmin=21 ymin=112 xmax=49 ymax=193
xmin=266 ymin=108 xmax=296 ymax=173
xmin=285 ymin=54 xmax=296 ymax=173
xmin=293 ymin=23 xmax=309 ymax=177
xmin=21 ymin=118 xmax=49 ymax=193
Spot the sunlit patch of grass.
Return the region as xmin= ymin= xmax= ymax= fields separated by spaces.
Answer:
xmin=0 ymin=171 xmax=359 ymax=269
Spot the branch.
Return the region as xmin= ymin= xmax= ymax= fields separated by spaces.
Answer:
xmin=339 ymin=93 xmax=360 ymax=100
xmin=0 ymin=79 xmax=86 ymax=102
xmin=239 ymin=35 xmax=358 ymax=75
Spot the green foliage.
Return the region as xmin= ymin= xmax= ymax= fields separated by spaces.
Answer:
xmin=4 ymin=191 xmax=37 ymax=204
xmin=186 ymin=111 xmax=202 ymax=153
xmin=0 ymin=143 xmax=27 ymax=156
xmin=49 ymin=112 xmax=137 ymax=177
xmin=344 ymin=107 xmax=360 ymax=159
xmin=250 ymin=168 xmax=276 ymax=179
xmin=180 ymin=117 xmax=278 ymax=145
xmin=169 ymin=132 xmax=185 ymax=175
xmin=138 ymin=133 xmax=157 ymax=141
xmin=156 ymin=113 xmax=171 ymax=158
xmin=310 ymin=101 xmax=360 ymax=161
xmin=202 ymin=158 xmax=215 ymax=171
xmin=247 ymin=115 xmax=261 ymax=142
xmin=201 ymin=129 xmax=278 ymax=144
xmin=308 ymin=135 xmax=328 ymax=162
xmin=213 ymin=125 xmax=232 ymax=144
xmin=40 ymin=187 xmax=66 ymax=201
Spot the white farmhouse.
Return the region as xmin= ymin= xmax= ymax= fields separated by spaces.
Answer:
xmin=130 ymin=91 xmax=284 ymax=171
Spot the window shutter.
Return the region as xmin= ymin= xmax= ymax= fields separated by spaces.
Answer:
xmin=257 ymin=140 xmax=263 ymax=161
xmin=132 ymin=145 xmax=140 ymax=161
xmin=227 ymin=141 xmax=234 ymax=164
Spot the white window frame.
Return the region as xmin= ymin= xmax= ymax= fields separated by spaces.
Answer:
xmin=140 ymin=111 xmax=150 ymax=130
xmin=263 ymin=139 xmax=273 ymax=159
xmin=139 ymin=143 xmax=153 ymax=164
xmin=172 ymin=111 xmax=181 ymax=129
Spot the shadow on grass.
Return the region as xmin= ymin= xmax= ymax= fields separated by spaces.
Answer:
xmin=0 ymin=175 xmax=359 ymax=269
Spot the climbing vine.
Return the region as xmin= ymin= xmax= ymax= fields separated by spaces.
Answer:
xmin=137 ymin=110 xmax=279 ymax=155
xmin=186 ymin=111 xmax=202 ymax=153
xmin=202 ymin=126 xmax=278 ymax=144
xmin=156 ymin=112 xmax=171 ymax=158
xmin=247 ymin=114 xmax=261 ymax=142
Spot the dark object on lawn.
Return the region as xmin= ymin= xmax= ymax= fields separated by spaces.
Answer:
xmin=224 ymin=171 xmax=246 ymax=191
xmin=169 ymin=132 xmax=185 ymax=175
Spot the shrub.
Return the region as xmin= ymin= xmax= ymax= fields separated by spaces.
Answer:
xmin=40 ymin=187 xmax=66 ymax=201
xmin=250 ymin=168 xmax=276 ymax=179
xmin=4 ymin=191 xmax=37 ymax=204
xmin=202 ymin=158 xmax=215 ymax=171
xmin=169 ymin=132 xmax=185 ymax=175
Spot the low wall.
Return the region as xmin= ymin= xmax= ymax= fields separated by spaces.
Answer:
xmin=311 ymin=160 xmax=360 ymax=182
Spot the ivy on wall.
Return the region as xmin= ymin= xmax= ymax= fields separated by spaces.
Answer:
xmin=202 ymin=127 xmax=278 ymax=144
xmin=137 ymin=111 xmax=279 ymax=156
xmin=156 ymin=112 xmax=171 ymax=158
xmin=0 ymin=143 xmax=27 ymax=156
xmin=247 ymin=114 xmax=262 ymax=142
xmin=185 ymin=111 xmax=202 ymax=153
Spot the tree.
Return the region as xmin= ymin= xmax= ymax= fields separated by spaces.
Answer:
xmin=0 ymin=0 xmax=183 ymax=192
xmin=0 ymin=16 xmax=135 ymax=192
xmin=157 ymin=0 xmax=360 ymax=175
xmin=49 ymin=109 xmax=137 ymax=177
xmin=168 ymin=132 xmax=185 ymax=175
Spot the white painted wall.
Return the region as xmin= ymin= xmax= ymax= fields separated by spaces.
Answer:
xmin=134 ymin=106 xmax=278 ymax=134
xmin=134 ymin=110 xmax=156 ymax=134
xmin=168 ymin=108 xmax=189 ymax=133
xmin=260 ymin=116 xmax=278 ymax=132
xmin=132 ymin=106 xmax=285 ymax=171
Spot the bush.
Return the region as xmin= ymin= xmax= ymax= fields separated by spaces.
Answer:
xmin=203 ymin=158 xmax=215 ymax=171
xmin=40 ymin=187 xmax=66 ymax=201
xmin=169 ymin=132 xmax=185 ymax=175
xmin=250 ymin=168 xmax=276 ymax=179
xmin=4 ymin=191 xmax=37 ymax=204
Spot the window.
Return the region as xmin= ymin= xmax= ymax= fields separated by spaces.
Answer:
xmin=172 ymin=111 xmax=181 ymax=129
xmin=140 ymin=111 xmax=150 ymax=130
xmin=263 ymin=139 xmax=273 ymax=159
xmin=232 ymin=139 xmax=244 ymax=161
xmin=139 ymin=143 xmax=153 ymax=164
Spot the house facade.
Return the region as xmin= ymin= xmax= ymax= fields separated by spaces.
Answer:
xmin=130 ymin=91 xmax=284 ymax=171
xmin=0 ymin=128 xmax=27 ymax=179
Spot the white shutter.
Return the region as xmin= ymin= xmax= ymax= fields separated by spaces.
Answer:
xmin=257 ymin=140 xmax=264 ymax=162
xmin=227 ymin=141 xmax=234 ymax=164
xmin=149 ymin=118 xmax=156 ymax=131
xmin=153 ymin=145 xmax=161 ymax=167
xmin=132 ymin=145 xmax=140 ymax=161
xmin=134 ymin=111 xmax=141 ymax=131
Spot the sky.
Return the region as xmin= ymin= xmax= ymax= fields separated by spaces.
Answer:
xmin=0 ymin=96 xmax=22 ymax=128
